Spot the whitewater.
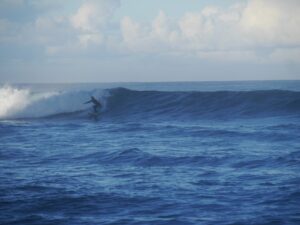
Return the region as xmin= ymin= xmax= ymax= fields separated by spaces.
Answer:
xmin=1 ymin=81 xmax=300 ymax=225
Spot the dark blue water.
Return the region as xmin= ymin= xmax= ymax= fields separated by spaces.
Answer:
xmin=1 ymin=81 xmax=300 ymax=224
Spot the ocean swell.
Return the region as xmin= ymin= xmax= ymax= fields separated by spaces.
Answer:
xmin=105 ymin=88 xmax=300 ymax=120
xmin=1 ymin=86 xmax=299 ymax=120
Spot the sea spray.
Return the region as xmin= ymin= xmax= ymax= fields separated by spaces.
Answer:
xmin=0 ymin=85 xmax=31 ymax=119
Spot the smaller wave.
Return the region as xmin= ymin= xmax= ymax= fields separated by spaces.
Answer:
xmin=276 ymin=150 xmax=300 ymax=166
xmin=75 ymin=148 xmax=230 ymax=167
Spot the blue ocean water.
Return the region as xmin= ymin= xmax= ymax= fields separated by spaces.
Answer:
xmin=0 ymin=81 xmax=300 ymax=225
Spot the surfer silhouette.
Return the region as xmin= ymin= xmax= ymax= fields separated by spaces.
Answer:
xmin=84 ymin=96 xmax=102 ymax=113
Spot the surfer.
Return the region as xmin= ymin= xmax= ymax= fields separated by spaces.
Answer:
xmin=84 ymin=96 xmax=102 ymax=113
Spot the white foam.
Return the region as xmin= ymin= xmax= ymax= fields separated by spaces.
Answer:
xmin=0 ymin=85 xmax=31 ymax=119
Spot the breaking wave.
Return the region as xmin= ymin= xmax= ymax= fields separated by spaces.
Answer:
xmin=0 ymin=85 xmax=108 ymax=119
xmin=0 ymin=86 xmax=299 ymax=120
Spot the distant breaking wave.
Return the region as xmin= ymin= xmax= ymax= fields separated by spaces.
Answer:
xmin=0 ymin=86 xmax=299 ymax=120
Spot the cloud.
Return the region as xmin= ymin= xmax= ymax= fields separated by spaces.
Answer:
xmin=71 ymin=0 xmax=120 ymax=31
xmin=0 ymin=0 xmax=300 ymax=65
xmin=151 ymin=11 xmax=171 ymax=41
xmin=121 ymin=16 xmax=141 ymax=47
xmin=67 ymin=0 xmax=120 ymax=51
xmin=239 ymin=0 xmax=300 ymax=46
xmin=71 ymin=1 xmax=102 ymax=32
xmin=120 ymin=5 xmax=240 ymax=54
xmin=120 ymin=11 xmax=180 ymax=54
xmin=118 ymin=0 xmax=300 ymax=63
xmin=33 ymin=0 xmax=121 ymax=55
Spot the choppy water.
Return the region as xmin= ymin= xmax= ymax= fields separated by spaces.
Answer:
xmin=1 ymin=81 xmax=300 ymax=225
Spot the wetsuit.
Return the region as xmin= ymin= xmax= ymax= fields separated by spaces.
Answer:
xmin=85 ymin=96 xmax=102 ymax=113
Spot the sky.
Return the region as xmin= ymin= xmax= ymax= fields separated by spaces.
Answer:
xmin=0 ymin=0 xmax=300 ymax=83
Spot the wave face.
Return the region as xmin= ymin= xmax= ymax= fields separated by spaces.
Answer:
xmin=1 ymin=86 xmax=300 ymax=120
xmin=104 ymin=88 xmax=300 ymax=120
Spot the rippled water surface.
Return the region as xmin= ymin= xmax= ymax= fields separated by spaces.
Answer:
xmin=1 ymin=81 xmax=300 ymax=224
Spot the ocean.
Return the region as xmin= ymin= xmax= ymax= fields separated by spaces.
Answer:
xmin=0 ymin=80 xmax=300 ymax=225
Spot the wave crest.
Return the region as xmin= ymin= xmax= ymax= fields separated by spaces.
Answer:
xmin=0 ymin=85 xmax=31 ymax=119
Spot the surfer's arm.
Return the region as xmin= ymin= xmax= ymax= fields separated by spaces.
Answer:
xmin=84 ymin=100 xmax=92 ymax=104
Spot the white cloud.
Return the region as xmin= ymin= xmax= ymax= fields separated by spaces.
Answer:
xmin=118 ymin=0 xmax=300 ymax=63
xmin=70 ymin=0 xmax=120 ymax=32
xmin=120 ymin=16 xmax=160 ymax=53
xmin=1 ymin=0 xmax=300 ymax=65
xmin=240 ymin=0 xmax=300 ymax=46
xmin=34 ymin=15 xmax=75 ymax=48
xmin=31 ymin=0 xmax=121 ymax=55
xmin=71 ymin=1 xmax=100 ymax=32
xmin=78 ymin=33 xmax=103 ymax=47
xmin=120 ymin=16 xmax=141 ymax=46
xmin=151 ymin=11 xmax=170 ymax=41
xmin=67 ymin=0 xmax=120 ymax=51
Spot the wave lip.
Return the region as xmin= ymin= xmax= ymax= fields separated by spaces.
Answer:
xmin=0 ymin=85 xmax=31 ymax=119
